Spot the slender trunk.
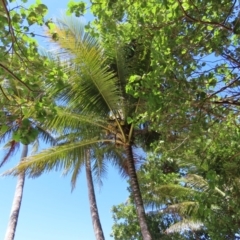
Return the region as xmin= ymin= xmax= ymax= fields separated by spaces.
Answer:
xmin=4 ymin=144 xmax=28 ymax=240
xmin=125 ymin=144 xmax=152 ymax=240
xmin=85 ymin=150 xmax=105 ymax=240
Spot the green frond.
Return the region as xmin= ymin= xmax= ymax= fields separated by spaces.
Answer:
xmin=4 ymin=137 xmax=118 ymax=177
xmin=89 ymin=143 xmax=127 ymax=186
xmin=0 ymin=127 xmax=14 ymax=145
xmin=31 ymin=139 xmax=39 ymax=155
xmin=184 ymin=174 xmax=209 ymax=192
xmin=35 ymin=125 xmax=56 ymax=146
xmin=109 ymin=147 xmax=129 ymax=178
xmin=166 ymin=201 xmax=199 ymax=217
xmin=149 ymin=184 xmax=195 ymax=204
xmin=49 ymin=17 xmax=121 ymax=115
xmin=70 ymin=155 xmax=83 ymax=191
xmin=4 ymin=137 xmax=102 ymax=177
xmin=56 ymin=16 xmax=99 ymax=55
xmin=165 ymin=219 xmax=204 ymax=234
xmin=92 ymin=154 xmax=108 ymax=188
xmin=103 ymin=39 xmax=142 ymax=119
xmin=55 ymin=132 xmax=78 ymax=142
xmin=104 ymin=42 xmax=128 ymax=96
xmin=49 ymin=107 xmax=109 ymax=133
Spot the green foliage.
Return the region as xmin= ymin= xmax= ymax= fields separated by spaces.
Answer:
xmin=67 ymin=1 xmax=86 ymax=17
xmin=78 ymin=0 xmax=239 ymax=142
xmin=110 ymin=157 xmax=210 ymax=239
xmin=0 ymin=0 xmax=60 ymax=123
xmin=75 ymin=1 xmax=240 ymax=236
xmin=111 ymin=202 xmax=209 ymax=240
xmin=152 ymin=120 xmax=240 ymax=239
xmin=14 ymin=121 xmax=39 ymax=145
xmin=4 ymin=16 xmax=163 ymax=239
xmin=2 ymin=0 xmax=240 ymax=238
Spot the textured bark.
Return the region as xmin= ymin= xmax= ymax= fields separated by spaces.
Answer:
xmin=85 ymin=151 xmax=105 ymax=240
xmin=4 ymin=144 xmax=28 ymax=240
xmin=125 ymin=144 xmax=152 ymax=240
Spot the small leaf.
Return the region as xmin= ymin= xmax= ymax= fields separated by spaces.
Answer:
xmin=35 ymin=4 xmax=48 ymax=15
xmin=12 ymin=132 xmax=21 ymax=142
xmin=1 ymin=125 xmax=9 ymax=133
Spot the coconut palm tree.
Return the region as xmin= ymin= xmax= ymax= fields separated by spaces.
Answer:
xmin=85 ymin=149 xmax=105 ymax=240
xmin=2 ymin=143 xmax=28 ymax=240
xmin=1 ymin=117 xmax=56 ymax=240
xmin=6 ymin=17 xmax=153 ymax=240
xmin=48 ymin=124 xmax=129 ymax=240
xmin=56 ymin=129 xmax=106 ymax=240
xmin=0 ymin=79 xmax=56 ymax=240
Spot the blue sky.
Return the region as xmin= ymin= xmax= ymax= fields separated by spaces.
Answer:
xmin=0 ymin=1 xmax=129 ymax=239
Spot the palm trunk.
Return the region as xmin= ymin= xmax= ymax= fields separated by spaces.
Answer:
xmin=85 ymin=150 xmax=105 ymax=240
xmin=4 ymin=144 xmax=28 ymax=240
xmin=125 ymin=144 xmax=152 ymax=240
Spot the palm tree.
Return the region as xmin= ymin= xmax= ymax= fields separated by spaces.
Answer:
xmin=7 ymin=17 xmax=153 ymax=240
xmin=0 ymin=79 xmax=56 ymax=240
xmin=49 ymin=126 xmax=128 ymax=240
xmin=137 ymin=158 xmax=225 ymax=237
xmin=1 ymin=118 xmax=55 ymax=240
xmin=85 ymin=149 xmax=105 ymax=240
xmin=2 ymin=143 xmax=28 ymax=240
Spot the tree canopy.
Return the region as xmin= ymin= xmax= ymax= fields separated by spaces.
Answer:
xmin=1 ymin=0 xmax=240 ymax=239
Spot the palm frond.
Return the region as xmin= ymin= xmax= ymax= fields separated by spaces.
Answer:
xmin=0 ymin=127 xmax=14 ymax=145
xmin=35 ymin=125 xmax=56 ymax=146
xmin=3 ymin=137 xmax=113 ymax=177
xmin=49 ymin=107 xmax=109 ymax=133
xmin=92 ymin=153 xmax=108 ymax=188
xmin=165 ymin=219 xmax=204 ymax=234
xmin=69 ymin=155 xmax=84 ymax=191
xmin=104 ymin=42 xmax=128 ymax=96
xmin=150 ymin=184 xmax=195 ymax=203
xmin=31 ymin=139 xmax=39 ymax=155
xmin=165 ymin=201 xmax=199 ymax=217
xmin=48 ymin=17 xmax=121 ymax=115
xmin=103 ymin=39 xmax=143 ymax=119
xmin=0 ymin=140 xmax=20 ymax=167
xmin=184 ymin=174 xmax=226 ymax=197
xmin=184 ymin=174 xmax=209 ymax=192
xmin=110 ymin=147 xmax=129 ymax=178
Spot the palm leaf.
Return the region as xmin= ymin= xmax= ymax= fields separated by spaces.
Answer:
xmin=185 ymin=174 xmax=226 ymax=197
xmin=145 ymin=184 xmax=195 ymax=205
xmin=184 ymin=174 xmax=209 ymax=192
xmin=31 ymin=139 xmax=39 ymax=155
xmin=0 ymin=127 xmax=14 ymax=144
xmin=165 ymin=219 xmax=204 ymax=234
xmin=3 ymin=137 xmax=117 ymax=177
xmin=0 ymin=140 xmax=20 ymax=167
xmin=165 ymin=201 xmax=200 ymax=217
xmin=35 ymin=124 xmax=56 ymax=146
xmin=48 ymin=17 xmax=121 ymax=116
xmin=92 ymin=151 xmax=108 ymax=188
xmin=69 ymin=154 xmax=84 ymax=190
xmin=48 ymin=107 xmax=109 ymax=133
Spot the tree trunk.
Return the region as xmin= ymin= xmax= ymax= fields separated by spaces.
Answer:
xmin=4 ymin=144 xmax=28 ymax=240
xmin=85 ymin=150 xmax=105 ymax=240
xmin=125 ymin=144 xmax=152 ymax=240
